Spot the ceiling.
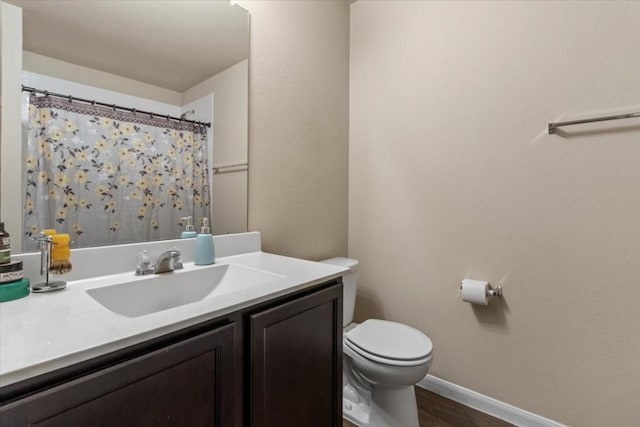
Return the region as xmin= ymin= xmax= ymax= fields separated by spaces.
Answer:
xmin=9 ymin=0 xmax=249 ymax=92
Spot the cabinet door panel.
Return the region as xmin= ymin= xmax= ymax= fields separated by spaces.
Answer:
xmin=3 ymin=323 xmax=235 ymax=427
xmin=250 ymin=284 xmax=342 ymax=427
xmin=34 ymin=351 xmax=216 ymax=427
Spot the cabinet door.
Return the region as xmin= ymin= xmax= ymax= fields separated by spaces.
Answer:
xmin=1 ymin=323 xmax=235 ymax=427
xmin=249 ymin=284 xmax=342 ymax=427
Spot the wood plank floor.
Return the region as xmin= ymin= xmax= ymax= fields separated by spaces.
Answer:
xmin=342 ymin=386 xmax=515 ymax=427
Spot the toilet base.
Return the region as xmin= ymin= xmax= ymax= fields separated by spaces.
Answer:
xmin=343 ymin=380 xmax=420 ymax=427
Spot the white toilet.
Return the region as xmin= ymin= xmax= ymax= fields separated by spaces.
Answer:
xmin=321 ymin=258 xmax=433 ymax=427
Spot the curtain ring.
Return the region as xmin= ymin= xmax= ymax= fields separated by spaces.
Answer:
xmin=91 ymin=100 xmax=96 ymax=106
xmin=132 ymin=108 xmax=136 ymax=116
xmin=150 ymin=112 xmax=154 ymax=119
xmin=112 ymin=104 xmax=117 ymax=112
xmin=68 ymin=95 xmax=72 ymax=103
xmin=166 ymin=114 xmax=170 ymax=121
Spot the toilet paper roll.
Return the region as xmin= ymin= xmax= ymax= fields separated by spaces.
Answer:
xmin=461 ymin=279 xmax=489 ymax=305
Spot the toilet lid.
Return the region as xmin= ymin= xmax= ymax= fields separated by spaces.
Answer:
xmin=345 ymin=319 xmax=432 ymax=362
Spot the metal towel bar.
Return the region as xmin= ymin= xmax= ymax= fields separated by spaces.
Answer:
xmin=212 ymin=163 xmax=248 ymax=174
xmin=548 ymin=110 xmax=640 ymax=134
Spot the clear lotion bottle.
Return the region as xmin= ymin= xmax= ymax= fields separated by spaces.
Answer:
xmin=194 ymin=218 xmax=215 ymax=265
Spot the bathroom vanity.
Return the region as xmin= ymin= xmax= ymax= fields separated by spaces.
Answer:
xmin=0 ymin=233 xmax=346 ymax=427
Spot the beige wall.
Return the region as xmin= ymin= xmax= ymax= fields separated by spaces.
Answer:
xmin=184 ymin=59 xmax=249 ymax=235
xmin=237 ymin=0 xmax=349 ymax=260
xmin=23 ymin=51 xmax=182 ymax=105
xmin=350 ymin=1 xmax=640 ymax=426
xmin=184 ymin=60 xmax=248 ymax=165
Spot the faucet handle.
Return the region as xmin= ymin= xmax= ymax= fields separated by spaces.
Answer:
xmin=138 ymin=250 xmax=151 ymax=267
xmin=135 ymin=250 xmax=155 ymax=275
xmin=170 ymin=248 xmax=183 ymax=270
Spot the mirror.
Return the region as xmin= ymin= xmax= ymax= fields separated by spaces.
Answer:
xmin=1 ymin=0 xmax=249 ymax=252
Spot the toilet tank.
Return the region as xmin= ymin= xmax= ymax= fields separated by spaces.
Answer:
xmin=320 ymin=258 xmax=358 ymax=327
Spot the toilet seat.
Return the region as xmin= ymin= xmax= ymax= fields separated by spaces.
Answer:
xmin=345 ymin=319 xmax=432 ymax=367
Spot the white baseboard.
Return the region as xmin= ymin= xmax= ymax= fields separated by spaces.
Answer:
xmin=418 ymin=375 xmax=566 ymax=427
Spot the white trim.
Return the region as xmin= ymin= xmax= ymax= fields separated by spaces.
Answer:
xmin=418 ymin=375 xmax=567 ymax=427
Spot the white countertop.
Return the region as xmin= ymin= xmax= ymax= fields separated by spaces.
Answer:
xmin=0 ymin=250 xmax=347 ymax=388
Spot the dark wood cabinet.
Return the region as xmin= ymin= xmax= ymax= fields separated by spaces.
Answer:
xmin=0 ymin=279 xmax=342 ymax=427
xmin=249 ymin=284 xmax=343 ymax=427
xmin=0 ymin=323 xmax=236 ymax=427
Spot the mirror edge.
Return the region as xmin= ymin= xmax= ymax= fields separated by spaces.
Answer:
xmin=0 ymin=1 xmax=24 ymax=253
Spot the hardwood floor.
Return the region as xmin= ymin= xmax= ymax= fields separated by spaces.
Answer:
xmin=342 ymin=386 xmax=514 ymax=427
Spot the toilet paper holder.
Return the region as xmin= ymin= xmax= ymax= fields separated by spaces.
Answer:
xmin=459 ymin=281 xmax=503 ymax=298
xmin=486 ymin=284 xmax=503 ymax=297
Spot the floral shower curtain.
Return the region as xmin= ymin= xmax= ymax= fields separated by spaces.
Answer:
xmin=23 ymin=94 xmax=210 ymax=250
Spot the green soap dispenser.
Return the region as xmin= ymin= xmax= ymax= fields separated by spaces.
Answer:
xmin=180 ymin=216 xmax=197 ymax=238
xmin=194 ymin=218 xmax=215 ymax=265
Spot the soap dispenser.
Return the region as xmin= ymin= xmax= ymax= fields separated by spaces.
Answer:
xmin=194 ymin=218 xmax=215 ymax=265
xmin=180 ymin=216 xmax=197 ymax=238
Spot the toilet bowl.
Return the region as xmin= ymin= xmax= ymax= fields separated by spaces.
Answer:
xmin=321 ymin=258 xmax=434 ymax=427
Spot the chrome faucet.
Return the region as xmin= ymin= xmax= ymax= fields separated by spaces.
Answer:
xmin=136 ymin=249 xmax=183 ymax=275
xmin=155 ymin=249 xmax=183 ymax=273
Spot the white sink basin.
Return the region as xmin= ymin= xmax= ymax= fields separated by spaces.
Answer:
xmin=86 ymin=263 xmax=284 ymax=317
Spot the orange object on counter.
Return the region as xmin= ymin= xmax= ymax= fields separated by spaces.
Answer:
xmin=50 ymin=234 xmax=72 ymax=274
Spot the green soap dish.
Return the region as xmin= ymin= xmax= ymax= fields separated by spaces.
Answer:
xmin=0 ymin=278 xmax=30 ymax=302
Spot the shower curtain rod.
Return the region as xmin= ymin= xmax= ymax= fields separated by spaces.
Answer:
xmin=22 ymin=85 xmax=211 ymax=128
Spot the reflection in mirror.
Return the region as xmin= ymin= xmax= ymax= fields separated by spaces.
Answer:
xmin=1 ymin=0 xmax=249 ymax=252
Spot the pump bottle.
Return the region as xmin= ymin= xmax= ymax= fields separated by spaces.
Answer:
xmin=194 ymin=218 xmax=215 ymax=265
xmin=180 ymin=216 xmax=197 ymax=238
